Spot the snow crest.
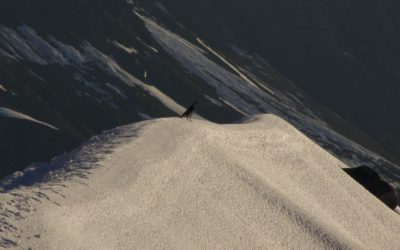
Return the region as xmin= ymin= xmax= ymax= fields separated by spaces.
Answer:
xmin=0 ymin=115 xmax=399 ymax=249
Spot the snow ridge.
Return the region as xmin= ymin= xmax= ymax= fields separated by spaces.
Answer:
xmin=1 ymin=115 xmax=399 ymax=249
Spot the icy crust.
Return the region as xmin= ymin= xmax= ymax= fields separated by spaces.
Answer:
xmin=1 ymin=115 xmax=399 ymax=249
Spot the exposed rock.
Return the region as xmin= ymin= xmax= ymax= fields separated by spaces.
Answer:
xmin=344 ymin=165 xmax=398 ymax=210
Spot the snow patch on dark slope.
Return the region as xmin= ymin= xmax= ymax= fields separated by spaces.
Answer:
xmin=0 ymin=107 xmax=58 ymax=130
xmin=0 ymin=116 xmax=399 ymax=249
xmin=0 ymin=24 xmax=184 ymax=115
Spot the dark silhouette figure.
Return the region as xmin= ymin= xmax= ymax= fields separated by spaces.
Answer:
xmin=180 ymin=101 xmax=197 ymax=121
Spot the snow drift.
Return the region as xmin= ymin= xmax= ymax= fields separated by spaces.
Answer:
xmin=1 ymin=115 xmax=399 ymax=249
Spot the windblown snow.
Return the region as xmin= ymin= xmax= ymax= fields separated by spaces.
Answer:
xmin=1 ymin=115 xmax=399 ymax=249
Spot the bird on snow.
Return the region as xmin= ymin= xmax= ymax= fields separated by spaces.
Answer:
xmin=180 ymin=101 xmax=197 ymax=121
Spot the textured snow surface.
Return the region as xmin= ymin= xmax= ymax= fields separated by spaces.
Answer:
xmin=1 ymin=115 xmax=399 ymax=249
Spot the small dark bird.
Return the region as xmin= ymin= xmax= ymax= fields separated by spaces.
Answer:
xmin=180 ymin=101 xmax=197 ymax=121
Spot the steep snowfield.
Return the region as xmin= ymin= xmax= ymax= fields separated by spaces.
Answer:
xmin=1 ymin=115 xmax=399 ymax=249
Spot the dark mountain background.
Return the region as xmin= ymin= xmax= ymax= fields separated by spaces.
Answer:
xmin=154 ymin=0 xmax=400 ymax=160
xmin=0 ymin=0 xmax=399 ymax=191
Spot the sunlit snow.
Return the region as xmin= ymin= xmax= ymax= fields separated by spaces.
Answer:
xmin=0 ymin=115 xmax=399 ymax=249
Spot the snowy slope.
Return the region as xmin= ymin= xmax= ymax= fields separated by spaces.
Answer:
xmin=1 ymin=115 xmax=399 ymax=249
